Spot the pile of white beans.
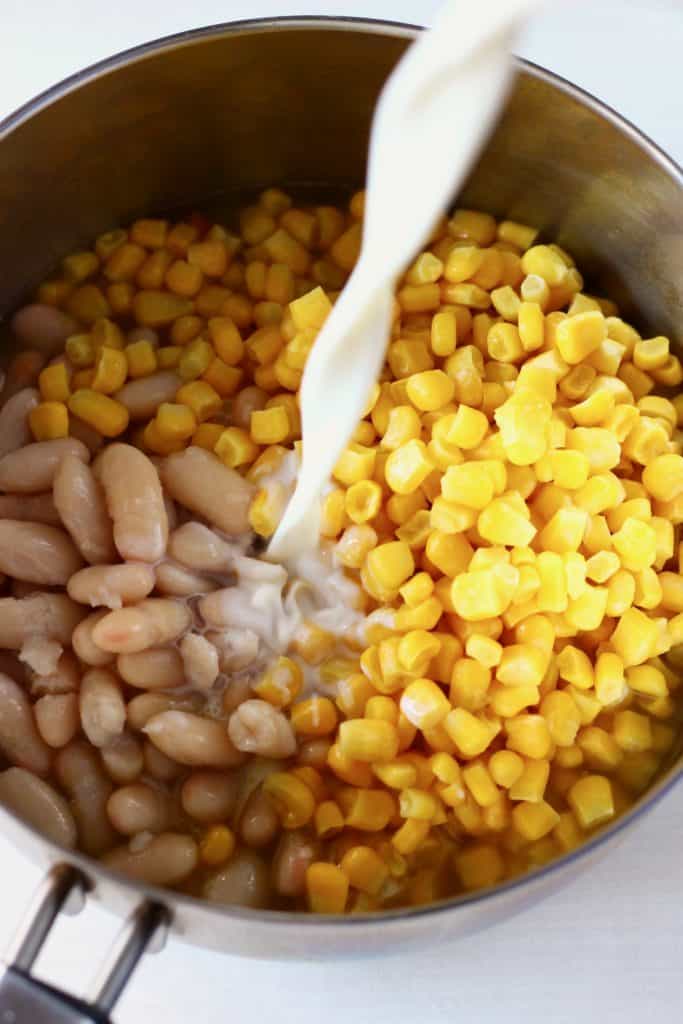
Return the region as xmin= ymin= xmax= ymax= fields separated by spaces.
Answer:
xmin=0 ymin=329 xmax=356 ymax=907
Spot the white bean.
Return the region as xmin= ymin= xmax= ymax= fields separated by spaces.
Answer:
xmin=231 ymin=386 xmax=267 ymax=430
xmin=163 ymin=496 xmax=178 ymax=532
xmin=228 ymin=699 xmax=296 ymax=759
xmin=96 ymin=444 xmax=168 ymax=563
xmin=0 ymin=673 xmax=51 ymax=775
xmin=127 ymin=693 xmax=175 ymax=732
xmin=34 ymin=693 xmax=79 ymax=748
xmin=53 ymin=455 xmax=116 ymax=564
xmin=2 ymin=351 xmax=45 ymax=401
xmin=272 ymin=831 xmax=318 ymax=898
xmin=103 ymin=833 xmax=197 ymax=886
xmin=202 ymin=851 xmax=270 ymax=908
xmin=0 ymin=653 xmax=28 ymax=686
xmin=198 ymin=587 xmax=279 ymax=637
xmin=142 ymin=740 xmax=186 ymax=782
xmin=155 ymin=561 xmax=218 ymax=597
xmin=71 ymin=610 xmax=115 ymax=667
xmin=232 ymin=758 xmax=284 ymax=824
xmin=180 ymin=771 xmax=238 ymax=823
xmin=29 ymin=652 xmax=80 ymax=696
xmin=221 ymin=676 xmax=254 ymax=716
xmin=0 ymin=767 xmax=77 ymax=848
xmin=238 ymin=786 xmax=279 ymax=848
xmin=69 ymin=416 xmax=105 ymax=455
xmin=161 ymin=447 xmax=254 ymax=535
xmin=11 ymin=581 xmax=39 ymax=599
xmin=100 ymin=731 xmax=145 ymax=784
xmin=0 ymin=520 xmax=83 ymax=584
xmin=144 ymin=710 xmax=244 ymax=768
xmin=114 ymin=372 xmax=182 ymax=420
xmin=168 ymin=523 xmax=236 ymax=573
xmin=11 ymin=304 xmax=77 ymax=354
xmin=106 ymin=783 xmax=169 ymax=835
xmin=79 ymin=668 xmax=126 ymax=747
xmin=0 ymin=438 xmax=89 ymax=494
xmin=179 ymin=633 xmax=219 ymax=693
xmin=206 ymin=628 xmax=260 ymax=672
xmin=91 ymin=599 xmax=191 ymax=654
xmin=19 ymin=637 xmax=63 ymax=676
xmin=117 ymin=647 xmax=185 ymax=690
xmin=0 ymin=493 xmax=61 ymax=526
xmin=0 ymin=388 xmax=39 ymax=458
xmin=0 ymin=593 xmax=83 ymax=650
xmin=297 ymin=738 xmax=332 ymax=768
xmin=54 ymin=740 xmax=116 ymax=855
xmin=67 ymin=563 xmax=155 ymax=609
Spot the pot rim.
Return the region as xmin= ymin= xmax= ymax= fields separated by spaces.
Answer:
xmin=0 ymin=14 xmax=681 ymax=932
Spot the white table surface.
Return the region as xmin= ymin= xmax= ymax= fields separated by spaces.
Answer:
xmin=1 ymin=1 xmax=682 ymax=1021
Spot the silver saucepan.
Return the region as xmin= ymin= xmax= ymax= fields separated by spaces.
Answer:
xmin=0 ymin=16 xmax=681 ymax=1023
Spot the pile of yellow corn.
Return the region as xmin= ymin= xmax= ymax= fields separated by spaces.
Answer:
xmin=32 ymin=189 xmax=682 ymax=913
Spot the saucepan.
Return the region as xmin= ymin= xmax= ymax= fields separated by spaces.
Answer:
xmin=0 ymin=16 xmax=681 ymax=1023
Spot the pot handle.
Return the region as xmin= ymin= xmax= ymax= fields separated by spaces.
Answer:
xmin=0 ymin=864 xmax=170 ymax=1023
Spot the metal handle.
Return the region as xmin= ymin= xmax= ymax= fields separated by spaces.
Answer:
xmin=0 ymin=865 xmax=170 ymax=1023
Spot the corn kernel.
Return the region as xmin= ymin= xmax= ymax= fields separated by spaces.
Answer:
xmin=430 ymin=309 xmax=457 ymax=357
xmin=175 ymin=380 xmax=222 ymax=422
xmin=508 ymin=758 xmax=550 ymax=803
xmin=155 ymin=346 xmax=181 ymax=370
xmin=512 ymin=800 xmax=560 ymax=840
xmin=521 ymin=244 xmax=568 ymax=286
xmin=340 ymin=846 xmax=389 ymax=896
xmin=444 ymin=708 xmax=496 ymax=757
xmin=454 ymin=843 xmax=505 ymax=890
xmin=391 ymin=818 xmax=430 ymax=855
xmin=633 ymin=335 xmax=669 ymax=371
xmin=199 ymin=825 xmax=235 ymax=866
xmin=249 ymin=406 xmax=289 ymax=445
xmin=333 ymin=443 xmax=376 ymax=486
xmin=567 ymin=775 xmax=614 ymax=829
xmin=155 ymin=402 xmax=196 ymax=442
xmin=263 ymin=771 xmax=316 ymax=829
xmin=498 ymin=220 xmax=538 ymax=250
xmin=451 ymin=563 xmax=519 ymax=622
xmin=489 ymin=749 xmax=525 ymax=788
xmin=642 ymin=452 xmax=683 ymax=502
xmin=399 ymin=679 xmax=450 ymax=730
xmin=39 ymin=363 xmax=71 ymax=403
xmin=252 ymin=656 xmax=302 ymax=707
xmin=612 ymin=517 xmax=657 ymax=571
xmin=343 ymin=480 xmax=381 ymax=525
xmin=462 ymin=761 xmax=499 ymax=807
xmin=315 ymin=801 xmax=345 ymax=838
xmin=613 ymin=710 xmax=652 ymax=753
xmin=28 ymin=401 xmax=69 ymax=441
xmin=626 ymin=664 xmax=668 ymax=699
xmin=200 ymin=358 xmax=241 ymax=398
xmin=465 ymin=634 xmax=503 ymax=669
xmin=125 ymin=339 xmax=157 ymax=379
xmin=306 ymin=862 xmax=349 ymax=913
xmin=65 ymin=333 xmax=95 ymax=369
xmin=505 ymin=715 xmax=551 ymax=759
xmin=214 ymin=426 xmax=259 ymax=468
xmin=343 ymin=789 xmax=395 ymax=832
xmin=338 ymin=719 xmax=399 ymax=763
xmin=68 ymin=389 xmax=129 ymax=437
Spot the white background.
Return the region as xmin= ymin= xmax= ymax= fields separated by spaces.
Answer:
xmin=1 ymin=2 xmax=682 ymax=1022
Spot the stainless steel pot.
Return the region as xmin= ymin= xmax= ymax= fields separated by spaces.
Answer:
xmin=0 ymin=16 xmax=681 ymax=1022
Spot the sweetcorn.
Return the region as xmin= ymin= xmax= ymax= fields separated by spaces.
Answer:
xmin=14 ymin=195 xmax=683 ymax=917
